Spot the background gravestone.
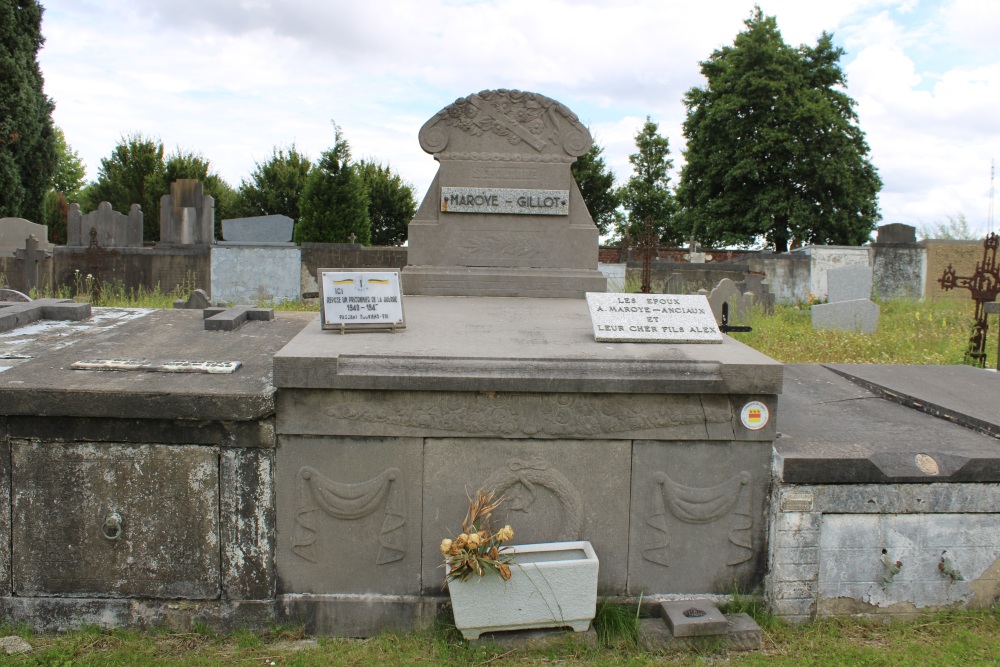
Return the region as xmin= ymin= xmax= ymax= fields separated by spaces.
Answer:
xmin=825 ymin=265 xmax=872 ymax=303
xmin=812 ymin=265 xmax=880 ymax=334
xmin=403 ymin=89 xmax=607 ymax=297
xmin=0 ymin=218 xmax=53 ymax=257
xmin=159 ymin=179 xmax=215 ymax=246
xmin=67 ymin=202 xmax=143 ymax=248
xmin=221 ymin=215 xmax=294 ymax=245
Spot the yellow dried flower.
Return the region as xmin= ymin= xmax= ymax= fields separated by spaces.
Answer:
xmin=496 ymin=525 xmax=514 ymax=542
xmin=454 ymin=534 xmax=468 ymax=549
xmin=498 ymin=564 xmax=511 ymax=581
xmin=467 ymin=532 xmax=482 ymax=548
xmin=439 ymin=538 xmax=453 ymax=556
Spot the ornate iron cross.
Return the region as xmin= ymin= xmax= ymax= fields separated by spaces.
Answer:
xmin=938 ymin=232 xmax=999 ymax=367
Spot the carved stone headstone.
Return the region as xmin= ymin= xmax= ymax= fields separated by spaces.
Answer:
xmin=876 ymin=223 xmax=917 ymax=244
xmin=158 ymin=179 xmax=215 ymax=246
xmin=172 ymin=288 xmax=211 ymax=310
xmin=0 ymin=218 xmax=52 ymax=257
xmin=403 ymin=89 xmax=607 ymax=298
xmin=67 ymin=201 xmax=143 ymax=248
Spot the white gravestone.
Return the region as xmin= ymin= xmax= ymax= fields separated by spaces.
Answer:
xmin=586 ymin=293 xmax=722 ymax=343
xmin=320 ymin=269 xmax=405 ymax=332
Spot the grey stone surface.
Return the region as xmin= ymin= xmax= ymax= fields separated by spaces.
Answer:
xmin=472 ymin=626 xmax=598 ymax=649
xmin=277 ymin=390 xmax=749 ymax=441
xmin=775 ymin=365 xmax=1000 ymax=483
xmin=811 ymin=298 xmax=880 ymax=334
xmin=0 ymin=298 xmax=91 ymax=333
xmin=173 ymin=288 xmax=211 ymax=309
xmin=275 ymin=436 xmax=422 ymax=595
xmin=876 ymin=223 xmax=917 ymax=244
xmin=11 ymin=442 xmax=220 ymax=598
xmin=986 ymin=302 xmax=1000 ymax=314
xmin=204 ymin=305 xmax=275 ymax=331
xmin=422 ymin=439 xmax=631 ymax=594
xmin=278 ymin=594 xmax=442 ymax=636
xmin=586 ymin=293 xmax=722 ymax=343
xmin=660 ymin=599 xmax=729 ymax=637
xmin=210 ymin=246 xmax=301 ymax=304
xmin=159 ymin=179 xmax=215 ymax=245
xmin=0 ymin=635 xmax=32 ymax=655
xmin=221 ymin=449 xmax=275 ymax=600
xmin=221 ymin=215 xmax=294 ymax=243
xmin=440 ymin=187 xmax=569 ymax=215
xmin=825 ymin=364 xmax=1000 ymax=440
xmin=0 ymin=436 xmax=8 ymax=596
xmin=67 ymin=201 xmax=143 ymax=248
xmin=628 ymin=441 xmax=772 ymax=595
xmin=0 ymin=217 xmax=52 ymax=257
xmin=0 ymin=308 xmax=314 ymax=421
xmin=639 ymin=613 xmax=761 ymax=651
xmin=404 ymin=89 xmax=605 ymax=297
xmin=826 ymin=265 xmax=873 ymax=303
xmin=273 ymin=296 xmax=783 ymax=396
xmin=872 ymin=245 xmax=924 ymax=301
xmin=7 ymin=415 xmax=275 ymax=448
xmin=0 ymin=289 xmax=31 ymax=302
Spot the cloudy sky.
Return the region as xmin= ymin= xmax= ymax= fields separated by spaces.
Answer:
xmin=37 ymin=0 xmax=1000 ymax=239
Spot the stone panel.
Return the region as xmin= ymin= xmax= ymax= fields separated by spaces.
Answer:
xmin=221 ymin=449 xmax=274 ymax=600
xmin=11 ymin=442 xmax=220 ymax=598
xmin=628 ymin=441 xmax=771 ymax=595
xmin=210 ymin=246 xmax=301 ymax=304
xmin=278 ymin=389 xmax=738 ymax=441
xmin=275 ymin=436 xmax=422 ymax=595
xmin=422 ymin=438 xmax=631 ymax=594
xmin=0 ymin=433 xmax=9 ymax=596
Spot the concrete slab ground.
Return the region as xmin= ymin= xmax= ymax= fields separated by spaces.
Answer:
xmin=825 ymin=364 xmax=999 ymax=439
xmin=776 ymin=365 xmax=1000 ymax=484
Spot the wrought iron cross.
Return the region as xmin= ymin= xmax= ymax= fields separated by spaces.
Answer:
xmin=938 ymin=232 xmax=999 ymax=367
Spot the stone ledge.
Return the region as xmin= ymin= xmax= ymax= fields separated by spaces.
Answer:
xmin=639 ymin=613 xmax=762 ymax=652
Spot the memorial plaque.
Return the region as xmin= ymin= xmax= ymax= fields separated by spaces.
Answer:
xmin=440 ymin=187 xmax=569 ymax=216
xmin=320 ymin=269 xmax=405 ymax=332
xmin=71 ymin=359 xmax=241 ymax=374
xmin=586 ymin=293 xmax=722 ymax=343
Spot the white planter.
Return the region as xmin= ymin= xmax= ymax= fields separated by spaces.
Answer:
xmin=446 ymin=541 xmax=599 ymax=640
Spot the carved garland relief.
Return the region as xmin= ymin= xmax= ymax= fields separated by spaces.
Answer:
xmin=292 ymin=466 xmax=406 ymax=566
xmin=481 ymin=457 xmax=584 ymax=542
xmin=642 ymin=471 xmax=753 ymax=567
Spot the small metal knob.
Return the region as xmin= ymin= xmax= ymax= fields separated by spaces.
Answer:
xmin=102 ymin=512 xmax=123 ymax=541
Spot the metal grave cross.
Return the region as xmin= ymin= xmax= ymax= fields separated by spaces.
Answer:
xmin=938 ymin=232 xmax=999 ymax=367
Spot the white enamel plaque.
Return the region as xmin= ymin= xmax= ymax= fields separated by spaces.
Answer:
xmin=585 ymin=293 xmax=722 ymax=343
xmin=319 ymin=269 xmax=405 ymax=332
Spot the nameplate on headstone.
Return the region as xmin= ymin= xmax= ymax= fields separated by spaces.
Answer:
xmin=319 ymin=269 xmax=406 ymax=332
xmin=71 ymin=359 xmax=241 ymax=374
xmin=585 ymin=293 xmax=723 ymax=343
xmin=440 ymin=188 xmax=569 ymax=216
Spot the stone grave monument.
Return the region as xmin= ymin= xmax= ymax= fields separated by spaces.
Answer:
xmin=213 ymin=215 xmax=301 ymax=304
xmin=0 ymin=218 xmax=53 ymax=257
xmin=403 ymin=89 xmax=607 ymax=297
xmin=811 ymin=265 xmax=880 ymax=334
xmin=158 ymin=179 xmax=215 ymax=246
xmin=67 ymin=202 xmax=143 ymax=248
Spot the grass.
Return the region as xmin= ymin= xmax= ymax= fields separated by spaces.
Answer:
xmin=729 ymin=298 xmax=997 ymax=368
xmin=4 ymin=609 xmax=1000 ymax=665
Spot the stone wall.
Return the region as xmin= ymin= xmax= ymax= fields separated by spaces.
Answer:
xmin=53 ymin=246 xmax=212 ymax=295
xmin=211 ymin=246 xmax=302 ymax=305
xmin=921 ymin=239 xmax=988 ymax=300
xmin=300 ymin=243 xmax=408 ymax=297
xmin=744 ymin=254 xmax=812 ymax=305
xmin=872 ymin=243 xmax=924 ymax=301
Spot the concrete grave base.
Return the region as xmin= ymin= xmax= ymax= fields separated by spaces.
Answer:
xmin=639 ymin=613 xmax=762 ymax=652
xmin=277 ymin=594 xmax=443 ymax=637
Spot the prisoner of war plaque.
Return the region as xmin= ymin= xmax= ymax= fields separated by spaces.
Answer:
xmin=586 ymin=293 xmax=722 ymax=343
xmin=319 ymin=268 xmax=405 ymax=332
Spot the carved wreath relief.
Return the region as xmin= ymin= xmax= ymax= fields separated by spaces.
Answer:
xmin=642 ymin=471 xmax=753 ymax=567
xmin=481 ymin=457 xmax=584 ymax=541
xmin=292 ymin=466 xmax=406 ymax=566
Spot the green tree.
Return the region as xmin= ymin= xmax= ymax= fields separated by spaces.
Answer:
xmin=87 ymin=133 xmax=165 ymax=242
xmin=0 ymin=0 xmax=58 ymax=222
xmin=295 ymin=126 xmax=370 ymax=244
xmin=678 ymin=7 xmax=882 ymax=252
xmin=41 ymin=127 xmax=87 ymax=244
xmin=164 ymin=149 xmax=236 ymax=239
xmin=571 ymin=142 xmax=621 ymax=237
xmin=357 ymin=160 xmax=416 ymax=246
xmin=618 ymin=117 xmax=679 ymax=244
xmin=232 ymin=145 xmax=312 ymax=222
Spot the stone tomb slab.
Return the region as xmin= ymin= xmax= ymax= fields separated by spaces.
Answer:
xmin=422 ymin=439 xmax=631 ymax=594
xmin=586 ymin=293 xmax=722 ymax=343
xmin=628 ymin=441 xmax=772 ymax=595
xmin=660 ymin=599 xmax=729 ymax=637
xmin=221 ymin=214 xmax=294 ymax=243
xmin=826 ymin=265 xmax=873 ymax=303
xmin=275 ymin=436 xmax=422 ymax=595
xmin=824 ymin=364 xmax=1000 ymax=440
xmin=11 ymin=442 xmax=219 ymax=598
